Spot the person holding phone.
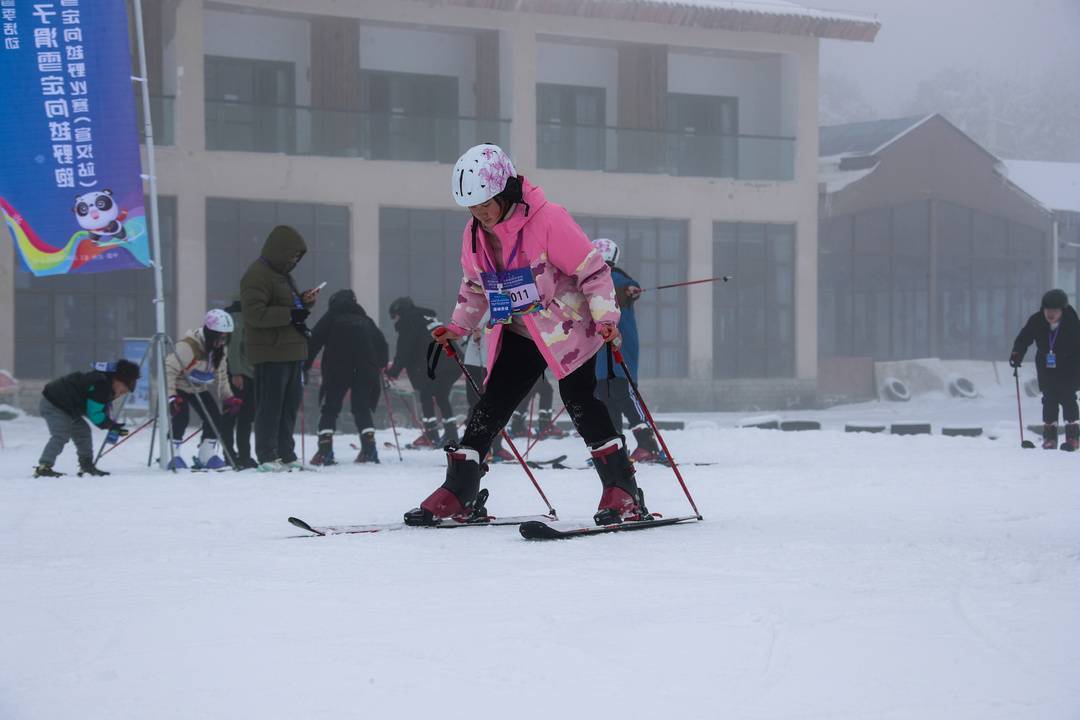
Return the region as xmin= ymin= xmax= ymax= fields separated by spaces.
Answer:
xmin=240 ymin=224 xmax=321 ymax=472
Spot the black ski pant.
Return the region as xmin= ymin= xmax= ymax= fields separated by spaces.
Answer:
xmin=465 ymin=364 xmax=485 ymax=407
xmin=1041 ymin=382 xmax=1079 ymax=424
xmin=319 ymin=372 xmax=378 ymax=434
xmin=461 ymin=331 xmax=617 ymax=458
xmin=406 ymin=362 xmax=459 ymax=422
xmin=220 ymin=375 xmax=255 ymax=461
xmin=171 ymin=390 xmax=224 ymax=443
xmin=596 ymin=376 xmax=647 ymax=432
xmin=515 ymin=372 xmax=554 ymax=414
xmin=254 ymin=360 xmax=302 ymax=464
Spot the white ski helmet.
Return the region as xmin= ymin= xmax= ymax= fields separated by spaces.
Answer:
xmin=593 ymin=238 xmax=621 ymax=265
xmin=451 ymin=143 xmax=516 ymax=208
xmin=204 ymin=308 xmax=234 ymax=333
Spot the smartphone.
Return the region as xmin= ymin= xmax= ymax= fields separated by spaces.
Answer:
xmin=315 ymin=281 xmax=327 ymax=291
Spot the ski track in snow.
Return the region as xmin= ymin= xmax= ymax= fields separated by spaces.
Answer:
xmin=1 ymin=392 xmax=1080 ymax=719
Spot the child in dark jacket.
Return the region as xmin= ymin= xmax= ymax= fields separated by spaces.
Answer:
xmin=1011 ymin=289 xmax=1080 ymax=450
xmin=35 ymin=359 xmax=140 ymax=477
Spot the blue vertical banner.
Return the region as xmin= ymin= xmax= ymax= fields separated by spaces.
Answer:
xmin=0 ymin=0 xmax=150 ymax=276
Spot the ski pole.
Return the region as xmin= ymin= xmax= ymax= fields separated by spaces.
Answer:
xmin=612 ymin=343 xmax=702 ymax=519
xmin=523 ymin=404 xmax=566 ymax=457
xmin=97 ymin=416 xmax=155 ymax=460
xmin=1014 ymin=366 xmax=1036 ymax=449
xmin=524 ymin=394 xmax=536 ymax=458
xmin=644 ymin=275 xmax=733 ymax=292
xmin=380 ymin=370 xmax=403 ymax=462
xmin=299 ymin=370 xmax=307 ymax=465
xmin=435 ymin=335 xmax=557 ymax=518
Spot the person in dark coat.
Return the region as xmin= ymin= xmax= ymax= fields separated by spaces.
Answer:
xmin=1011 ymin=288 xmax=1080 ymax=450
xmin=239 ymin=225 xmax=321 ymax=472
xmin=220 ymin=297 xmax=257 ymax=469
xmin=35 ymin=359 xmax=140 ymax=477
xmin=305 ymin=289 xmax=390 ymax=464
xmin=385 ymin=296 xmax=462 ymax=447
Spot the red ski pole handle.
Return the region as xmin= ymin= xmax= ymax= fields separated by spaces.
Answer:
xmin=433 ymin=326 xmax=458 ymax=357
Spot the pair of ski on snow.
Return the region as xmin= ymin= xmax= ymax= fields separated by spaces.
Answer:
xmin=288 ymin=511 xmax=701 ymax=540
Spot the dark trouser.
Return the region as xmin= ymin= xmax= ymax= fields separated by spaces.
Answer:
xmin=1041 ymin=382 xmax=1079 ymax=424
xmin=319 ymin=372 xmax=378 ymax=434
xmin=461 ymin=331 xmax=617 ymax=457
xmin=595 ymin=376 xmax=647 ymax=432
xmin=407 ymin=362 xmax=459 ymax=421
xmin=38 ymin=396 xmax=93 ymax=465
xmin=465 ymin=364 xmax=485 ymax=407
xmin=515 ymin=372 xmax=554 ymax=414
xmin=171 ymin=390 xmax=224 ymax=442
xmin=254 ymin=360 xmax=302 ymax=463
xmin=220 ymin=376 xmax=256 ymax=461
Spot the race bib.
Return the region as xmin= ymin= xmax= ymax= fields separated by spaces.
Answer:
xmin=481 ymin=267 xmax=541 ymax=325
xmin=188 ymin=368 xmax=215 ymax=386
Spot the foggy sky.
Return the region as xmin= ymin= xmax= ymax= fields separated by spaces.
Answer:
xmin=820 ymin=0 xmax=1080 ymax=117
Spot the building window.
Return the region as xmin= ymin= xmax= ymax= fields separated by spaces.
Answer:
xmin=575 ymin=216 xmax=689 ymax=378
xmin=205 ymin=199 xmax=350 ymax=313
xmin=205 ymin=55 xmax=297 ymax=153
xmin=361 ymin=70 xmax=461 ymax=163
xmin=536 ymin=83 xmax=606 ymax=171
xmin=14 ymin=197 xmax=177 ymax=379
xmin=713 ymin=222 xmax=795 ymax=378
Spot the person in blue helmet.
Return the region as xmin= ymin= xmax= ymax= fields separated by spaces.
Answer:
xmin=592 ymin=238 xmax=663 ymax=463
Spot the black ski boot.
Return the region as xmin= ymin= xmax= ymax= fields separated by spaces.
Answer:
xmin=590 ymin=438 xmax=646 ymax=526
xmin=1043 ymin=423 xmax=1058 ymax=450
xmin=311 ymin=432 xmax=336 ymax=466
xmin=440 ymin=420 xmax=460 ymax=447
xmin=629 ymin=425 xmax=665 ymax=464
xmin=77 ymin=458 xmax=110 ymax=477
xmin=1064 ymin=423 xmax=1079 ymax=452
xmin=33 ymin=463 xmax=64 ymax=478
xmin=404 ymin=446 xmax=486 ymax=525
xmin=411 ymin=419 xmax=442 ymax=449
xmin=509 ymin=411 xmax=527 ymax=437
xmin=355 ymin=430 xmax=380 ymax=464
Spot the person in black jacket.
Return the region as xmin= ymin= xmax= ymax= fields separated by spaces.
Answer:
xmin=1011 ymin=288 xmax=1080 ymax=450
xmin=385 ymin=296 xmax=462 ymax=447
xmin=306 ymin=289 xmax=390 ymax=464
xmin=35 ymin=359 xmax=140 ymax=477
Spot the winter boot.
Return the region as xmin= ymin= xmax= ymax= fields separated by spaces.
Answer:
xmin=256 ymin=459 xmax=286 ymax=473
xmin=311 ymin=432 xmax=336 ymax=466
xmin=1043 ymin=423 xmax=1058 ymax=450
xmin=197 ymin=439 xmax=228 ymax=470
xmin=404 ymin=447 xmax=486 ymax=526
xmin=509 ymin=411 xmax=527 ymax=437
xmin=629 ymin=424 xmax=665 ymax=463
xmin=33 ymin=463 xmax=64 ymax=478
xmin=411 ymin=418 xmax=441 ymax=448
xmin=77 ymin=457 xmax=110 ymax=477
xmin=440 ymin=419 xmax=461 ymax=447
xmin=355 ymin=429 xmax=380 ymax=464
xmin=590 ymin=438 xmax=648 ymax=526
xmin=166 ymin=440 xmax=187 ymax=470
xmin=237 ymin=456 xmax=259 ymax=470
xmin=489 ymin=434 xmax=515 ymax=463
xmin=537 ymin=409 xmax=566 ymax=439
xmin=1066 ymin=423 xmax=1079 ymax=452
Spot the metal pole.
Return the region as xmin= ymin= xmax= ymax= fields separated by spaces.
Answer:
xmin=132 ymin=0 xmax=171 ymax=470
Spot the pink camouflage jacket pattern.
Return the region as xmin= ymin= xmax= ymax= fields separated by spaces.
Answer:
xmin=447 ymin=178 xmax=620 ymax=380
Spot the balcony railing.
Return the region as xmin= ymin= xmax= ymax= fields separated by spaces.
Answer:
xmin=537 ymin=123 xmax=795 ymax=181
xmin=136 ymin=95 xmax=175 ymax=146
xmin=205 ymin=100 xmax=511 ymax=162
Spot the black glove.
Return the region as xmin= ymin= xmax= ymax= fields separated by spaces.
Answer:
xmin=290 ymin=307 xmax=310 ymax=324
xmin=1009 ymin=352 xmax=1022 ymax=369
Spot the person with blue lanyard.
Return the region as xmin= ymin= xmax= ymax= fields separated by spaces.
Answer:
xmin=1011 ymin=288 xmax=1080 ymax=450
xmin=592 ymin=238 xmax=663 ymax=463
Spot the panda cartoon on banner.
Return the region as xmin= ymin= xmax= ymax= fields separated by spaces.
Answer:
xmin=72 ymin=189 xmax=129 ymax=245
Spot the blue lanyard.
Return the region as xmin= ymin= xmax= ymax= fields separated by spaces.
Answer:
xmin=484 ymin=230 xmax=525 ymax=274
xmin=1049 ymin=324 xmax=1061 ymax=353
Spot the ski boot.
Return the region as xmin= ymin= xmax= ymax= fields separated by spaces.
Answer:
xmin=196 ymin=439 xmax=228 ymax=470
xmin=236 ymin=456 xmax=259 ymax=470
xmin=410 ymin=418 xmax=441 ymax=449
xmin=488 ymin=434 xmax=515 ymax=463
xmin=33 ymin=463 xmax=64 ymax=478
xmin=440 ymin=419 xmax=461 ymax=447
xmin=355 ymin=429 xmax=380 ymax=464
xmin=536 ymin=409 xmax=566 ymax=439
xmin=403 ymin=446 xmax=486 ymax=526
xmin=1065 ymin=423 xmax=1079 ymax=452
xmin=166 ymin=440 xmax=188 ymax=470
xmin=509 ymin=411 xmax=527 ymax=438
xmin=629 ymin=424 xmax=666 ymax=464
xmin=311 ymin=432 xmax=336 ymax=466
xmin=256 ymin=459 xmax=286 ymax=473
xmin=590 ymin=438 xmax=648 ymax=526
xmin=77 ymin=458 xmax=110 ymax=477
xmin=1043 ymin=423 xmax=1058 ymax=450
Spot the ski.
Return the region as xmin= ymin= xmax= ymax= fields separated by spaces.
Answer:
xmin=525 ymin=454 xmax=569 ymax=470
xmin=289 ymin=513 xmax=557 ymax=537
xmin=519 ymin=514 xmax=702 ymax=540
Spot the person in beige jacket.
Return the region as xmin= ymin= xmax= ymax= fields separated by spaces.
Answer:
xmin=165 ymin=309 xmax=241 ymax=470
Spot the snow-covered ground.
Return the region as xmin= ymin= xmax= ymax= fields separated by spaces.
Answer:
xmin=2 ymin=390 xmax=1079 ymax=719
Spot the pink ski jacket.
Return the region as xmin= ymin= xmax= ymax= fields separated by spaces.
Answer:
xmin=447 ymin=178 xmax=620 ymax=380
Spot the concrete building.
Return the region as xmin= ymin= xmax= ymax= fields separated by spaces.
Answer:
xmin=1 ymin=0 xmax=879 ymax=410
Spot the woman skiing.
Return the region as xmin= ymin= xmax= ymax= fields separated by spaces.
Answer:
xmin=1010 ymin=288 xmax=1080 ymax=450
xmin=165 ymin=309 xmax=241 ymax=469
xmin=405 ymin=143 xmax=644 ymax=527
